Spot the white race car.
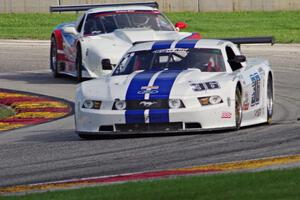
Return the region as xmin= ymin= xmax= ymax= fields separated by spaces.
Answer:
xmin=75 ymin=38 xmax=274 ymax=138
xmin=50 ymin=2 xmax=199 ymax=82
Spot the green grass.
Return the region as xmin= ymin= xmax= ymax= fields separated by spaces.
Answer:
xmin=167 ymin=11 xmax=300 ymax=43
xmin=2 ymin=168 xmax=300 ymax=200
xmin=0 ymin=105 xmax=15 ymax=120
xmin=0 ymin=13 xmax=76 ymax=40
xmin=0 ymin=11 xmax=299 ymax=42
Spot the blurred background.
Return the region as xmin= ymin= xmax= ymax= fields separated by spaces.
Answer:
xmin=1 ymin=0 xmax=300 ymax=13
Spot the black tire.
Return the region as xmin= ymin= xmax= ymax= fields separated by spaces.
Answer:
xmin=50 ymin=36 xmax=61 ymax=78
xmin=266 ymin=76 xmax=274 ymax=124
xmin=76 ymin=45 xmax=83 ymax=83
xmin=235 ymin=87 xmax=243 ymax=130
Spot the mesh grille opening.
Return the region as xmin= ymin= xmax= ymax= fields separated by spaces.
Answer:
xmin=185 ymin=123 xmax=201 ymax=129
xmin=115 ymin=123 xmax=183 ymax=132
xmin=99 ymin=125 xmax=114 ymax=132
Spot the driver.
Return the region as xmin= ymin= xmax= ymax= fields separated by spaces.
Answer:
xmin=207 ymin=56 xmax=221 ymax=72
xmin=132 ymin=14 xmax=151 ymax=28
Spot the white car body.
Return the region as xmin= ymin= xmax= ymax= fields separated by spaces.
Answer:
xmin=50 ymin=5 xmax=199 ymax=80
xmin=75 ymin=39 xmax=274 ymax=136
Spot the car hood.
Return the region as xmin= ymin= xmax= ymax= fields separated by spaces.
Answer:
xmin=80 ymin=69 xmax=233 ymax=101
xmin=86 ymin=28 xmax=189 ymax=47
xmin=111 ymin=28 xmax=186 ymax=43
xmin=83 ymin=29 xmax=190 ymax=68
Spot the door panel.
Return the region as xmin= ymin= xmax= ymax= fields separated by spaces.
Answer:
xmin=241 ymin=66 xmax=263 ymax=120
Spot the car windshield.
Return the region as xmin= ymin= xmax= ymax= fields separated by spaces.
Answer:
xmin=113 ymin=48 xmax=226 ymax=76
xmin=84 ymin=10 xmax=174 ymax=35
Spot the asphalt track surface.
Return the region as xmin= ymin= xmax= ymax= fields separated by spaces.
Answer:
xmin=0 ymin=40 xmax=299 ymax=187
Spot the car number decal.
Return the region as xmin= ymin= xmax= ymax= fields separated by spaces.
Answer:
xmin=190 ymin=81 xmax=220 ymax=91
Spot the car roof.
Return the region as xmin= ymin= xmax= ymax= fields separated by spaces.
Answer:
xmin=87 ymin=5 xmax=157 ymax=14
xmin=128 ymin=39 xmax=231 ymax=53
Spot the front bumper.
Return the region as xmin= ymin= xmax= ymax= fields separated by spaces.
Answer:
xmin=75 ymin=103 xmax=236 ymax=134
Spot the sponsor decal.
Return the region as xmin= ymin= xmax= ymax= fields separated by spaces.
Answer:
xmin=137 ymin=86 xmax=159 ymax=95
xmin=221 ymin=112 xmax=232 ymax=119
xmin=243 ymin=92 xmax=250 ymax=111
xmin=141 ymin=86 xmax=159 ymax=90
xmin=190 ymin=81 xmax=220 ymax=92
xmin=250 ymin=72 xmax=261 ymax=106
xmin=243 ymin=103 xmax=250 ymax=111
xmin=153 ymin=48 xmax=188 ymax=54
xmin=255 ymin=108 xmax=262 ymax=117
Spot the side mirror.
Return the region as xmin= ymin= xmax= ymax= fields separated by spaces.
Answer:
xmin=102 ymin=59 xmax=112 ymax=70
xmin=229 ymin=55 xmax=246 ymax=63
xmin=175 ymin=22 xmax=188 ymax=31
xmin=63 ymin=27 xmax=78 ymax=35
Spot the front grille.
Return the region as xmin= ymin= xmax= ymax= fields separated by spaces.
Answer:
xmin=126 ymin=99 xmax=169 ymax=110
xmin=115 ymin=122 xmax=183 ymax=132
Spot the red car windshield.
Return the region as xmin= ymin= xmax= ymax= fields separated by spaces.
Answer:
xmin=84 ymin=10 xmax=174 ymax=35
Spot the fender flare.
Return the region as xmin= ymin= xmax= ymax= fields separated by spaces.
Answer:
xmin=52 ymin=29 xmax=63 ymax=50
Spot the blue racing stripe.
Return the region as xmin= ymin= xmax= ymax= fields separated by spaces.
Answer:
xmin=126 ymin=71 xmax=157 ymax=101
xmin=149 ymin=109 xmax=169 ymax=123
xmin=149 ymin=70 xmax=183 ymax=123
xmin=125 ymin=71 xmax=157 ymax=124
xmin=175 ymin=40 xmax=197 ymax=49
xmin=125 ymin=110 xmax=145 ymax=124
xmin=149 ymin=70 xmax=182 ymax=100
xmin=151 ymin=40 xmax=173 ymax=51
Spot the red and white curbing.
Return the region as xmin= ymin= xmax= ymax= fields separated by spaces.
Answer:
xmin=1 ymin=154 xmax=300 ymax=195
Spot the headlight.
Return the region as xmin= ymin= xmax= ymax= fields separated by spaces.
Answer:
xmin=168 ymin=99 xmax=182 ymax=109
xmin=198 ymin=96 xmax=223 ymax=106
xmin=114 ymin=100 xmax=127 ymax=110
xmin=82 ymin=100 xmax=101 ymax=109
xmin=209 ymin=96 xmax=222 ymax=105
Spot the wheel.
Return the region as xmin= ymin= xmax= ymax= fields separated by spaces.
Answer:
xmin=235 ymin=87 xmax=243 ymax=130
xmin=266 ymin=76 xmax=274 ymax=124
xmin=76 ymin=46 xmax=83 ymax=83
xmin=50 ymin=36 xmax=61 ymax=78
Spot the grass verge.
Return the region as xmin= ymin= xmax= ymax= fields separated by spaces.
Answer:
xmin=1 ymin=168 xmax=300 ymax=200
xmin=0 ymin=105 xmax=15 ymax=120
xmin=0 ymin=11 xmax=299 ymax=42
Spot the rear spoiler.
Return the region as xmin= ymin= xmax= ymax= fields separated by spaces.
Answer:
xmin=133 ymin=36 xmax=274 ymax=47
xmin=219 ymin=36 xmax=274 ymax=47
xmin=50 ymin=1 xmax=159 ymax=12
